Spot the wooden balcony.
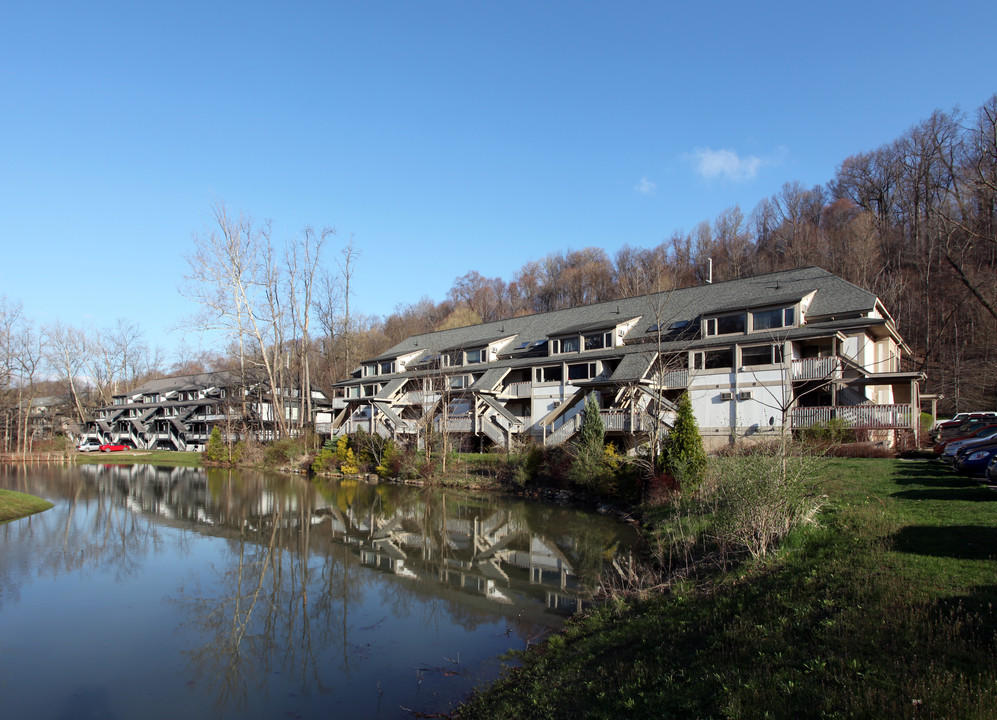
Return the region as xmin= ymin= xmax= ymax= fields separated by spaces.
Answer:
xmin=791 ymin=357 xmax=842 ymax=381
xmin=500 ymin=381 xmax=533 ymax=398
xmin=788 ymin=404 xmax=913 ymax=430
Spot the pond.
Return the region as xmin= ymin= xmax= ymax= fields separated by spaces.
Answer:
xmin=0 ymin=464 xmax=638 ymax=719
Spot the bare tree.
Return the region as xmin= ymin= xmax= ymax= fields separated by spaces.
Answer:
xmin=182 ymin=200 xmax=289 ymax=438
xmin=43 ymin=321 xmax=89 ymax=425
xmin=286 ymin=226 xmax=333 ymax=432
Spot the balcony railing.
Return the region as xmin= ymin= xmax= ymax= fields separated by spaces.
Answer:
xmin=788 ymin=404 xmax=913 ymax=430
xmin=791 ymin=357 xmax=842 ymax=381
xmin=501 ymin=381 xmax=533 ymax=398
xmin=653 ymin=370 xmax=689 ymax=389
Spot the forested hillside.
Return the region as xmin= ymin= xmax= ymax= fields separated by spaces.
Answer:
xmin=2 ymin=95 xmax=994 ymax=442
xmin=347 ymin=95 xmax=996 ymax=413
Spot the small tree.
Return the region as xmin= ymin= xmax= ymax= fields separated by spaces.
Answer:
xmin=335 ymin=435 xmax=359 ymax=474
xmin=663 ymin=392 xmax=707 ymax=493
xmin=205 ymin=426 xmax=227 ymax=463
xmin=568 ymin=393 xmax=613 ymax=492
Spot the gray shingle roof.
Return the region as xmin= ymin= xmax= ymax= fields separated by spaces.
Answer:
xmin=368 ymin=267 xmax=878 ymax=364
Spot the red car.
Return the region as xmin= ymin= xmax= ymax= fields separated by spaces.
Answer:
xmin=99 ymin=443 xmax=129 ymax=453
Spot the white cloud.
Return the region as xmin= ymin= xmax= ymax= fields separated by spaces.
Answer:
xmin=634 ymin=176 xmax=656 ymax=195
xmin=687 ymin=147 xmax=767 ymax=182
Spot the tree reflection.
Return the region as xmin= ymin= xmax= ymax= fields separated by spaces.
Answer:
xmin=1 ymin=464 xmax=638 ymax=717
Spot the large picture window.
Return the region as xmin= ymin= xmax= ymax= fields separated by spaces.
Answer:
xmin=751 ymin=307 xmax=795 ymax=331
xmin=693 ymin=348 xmax=734 ymax=370
xmin=567 ymin=362 xmax=597 ymax=381
xmin=536 ymin=365 xmax=563 ymax=383
xmin=740 ymin=344 xmax=784 ymax=367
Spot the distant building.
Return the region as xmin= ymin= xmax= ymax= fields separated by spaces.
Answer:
xmin=19 ymin=395 xmax=74 ymax=442
xmin=329 ymin=267 xmax=924 ymax=449
xmin=80 ymin=371 xmax=332 ymax=451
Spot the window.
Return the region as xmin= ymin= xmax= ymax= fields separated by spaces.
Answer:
xmin=705 ymin=313 xmax=746 ymax=336
xmin=568 ymin=362 xmax=597 ymax=381
xmin=379 ymin=361 xmax=395 ymax=375
xmin=751 ymin=307 xmax=795 ymax=331
xmin=465 ymin=349 xmax=482 ymax=364
xmin=693 ymin=348 xmax=734 ymax=370
xmin=536 ymin=365 xmax=563 ymax=383
xmin=740 ymin=344 xmax=784 ymax=367
xmin=584 ymin=332 xmax=611 ymax=351
xmin=562 ymin=337 xmax=579 ymax=353
xmin=449 ymin=375 xmax=469 ymax=389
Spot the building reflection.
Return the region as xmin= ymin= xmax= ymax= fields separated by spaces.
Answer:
xmin=65 ymin=464 xmax=630 ymax=616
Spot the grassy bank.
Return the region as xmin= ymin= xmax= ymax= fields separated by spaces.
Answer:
xmin=0 ymin=489 xmax=54 ymax=522
xmin=454 ymin=458 xmax=997 ymax=719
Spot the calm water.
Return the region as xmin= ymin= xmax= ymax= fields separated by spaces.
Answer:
xmin=0 ymin=463 xmax=637 ymax=719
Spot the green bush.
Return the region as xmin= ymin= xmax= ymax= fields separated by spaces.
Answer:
xmin=504 ymin=444 xmax=543 ymax=487
xmin=205 ymin=427 xmax=229 ymax=463
xmin=662 ymin=392 xmax=707 ymax=493
xmin=263 ymin=436 xmax=309 ymax=469
xmin=336 ymin=435 xmax=359 ymax=474
xmin=797 ymin=417 xmax=855 ymax=444
xmin=566 ymin=393 xmax=616 ymax=494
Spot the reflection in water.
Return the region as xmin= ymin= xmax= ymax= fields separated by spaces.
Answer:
xmin=0 ymin=464 xmax=636 ymax=719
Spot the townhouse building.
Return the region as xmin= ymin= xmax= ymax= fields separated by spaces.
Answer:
xmin=330 ymin=267 xmax=924 ymax=450
xmin=81 ymin=370 xmax=331 ymax=451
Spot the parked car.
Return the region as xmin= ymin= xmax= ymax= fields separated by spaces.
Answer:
xmin=939 ymin=428 xmax=997 ymax=463
xmin=933 ymin=424 xmax=997 ymax=454
xmin=953 ymin=444 xmax=997 ymax=476
xmin=77 ymin=440 xmax=102 ymax=452
xmin=99 ymin=443 xmax=129 ymax=453
xmin=932 ymin=413 xmax=997 ymax=442
xmin=985 ymin=454 xmax=997 ymax=485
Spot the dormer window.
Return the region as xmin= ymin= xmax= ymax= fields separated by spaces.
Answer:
xmin=751 ymin=307 xmax=796 ymax=331
xmin=705 ymin=313 xmax=746 ymax=336
xmin=584 ymin=332 xmax=612 ymax=351
xmin=465 ymin=349 xmax=482 ymax=364
xmin=379 ymin=361 xmax=395 ymax=375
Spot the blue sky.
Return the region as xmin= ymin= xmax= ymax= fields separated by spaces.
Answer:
xmin=2 ymin=1 xmax=995 ymax=359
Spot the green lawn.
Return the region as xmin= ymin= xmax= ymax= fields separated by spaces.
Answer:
xmin=454 ymin=458 xmax=997 ymax=720
xmin=0 ymin=489 xmax=53 ymax=523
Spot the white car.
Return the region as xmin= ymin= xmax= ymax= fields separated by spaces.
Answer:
xmin=77 ymin=441 xmax=102 ymax=452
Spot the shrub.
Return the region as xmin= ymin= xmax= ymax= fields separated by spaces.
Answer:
xmin=335 ymin=436 xmax=359 ymax=474
xmin=798 ymin=417 xmax=855 ymax=444
xmin=662 ymin=392 xmax=707 ymax=493
xmin=503 ymin=443 xmax=543 ymax=487
xmin=263 ymin=437 xmax=309 ymax=469
xmin=375 ymin=438 xmax=398 ymax=476
xmin=205 ymin=427 xmax=227 ymax=463
xmin=204 ymin=427 xmax=244 ymax=465
xmin=566 ymin=393 xmax=617 ymax=494
xmin=643 ymin=473 xmax=680 ymax=506
xmin=700 ymin=442 xmax=827 ymax=561
xmin=311 ymin=439 xmax=338 ymax=474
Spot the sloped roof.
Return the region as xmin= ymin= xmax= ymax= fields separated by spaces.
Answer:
xmin=367 ymin=267 xmax=880 ymax=364
xmin=116 ymin=371 xmax=242 ymax=399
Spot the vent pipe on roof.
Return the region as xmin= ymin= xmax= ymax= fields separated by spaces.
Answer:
xmin=707 ymin=258 xmax=713 ymax=284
